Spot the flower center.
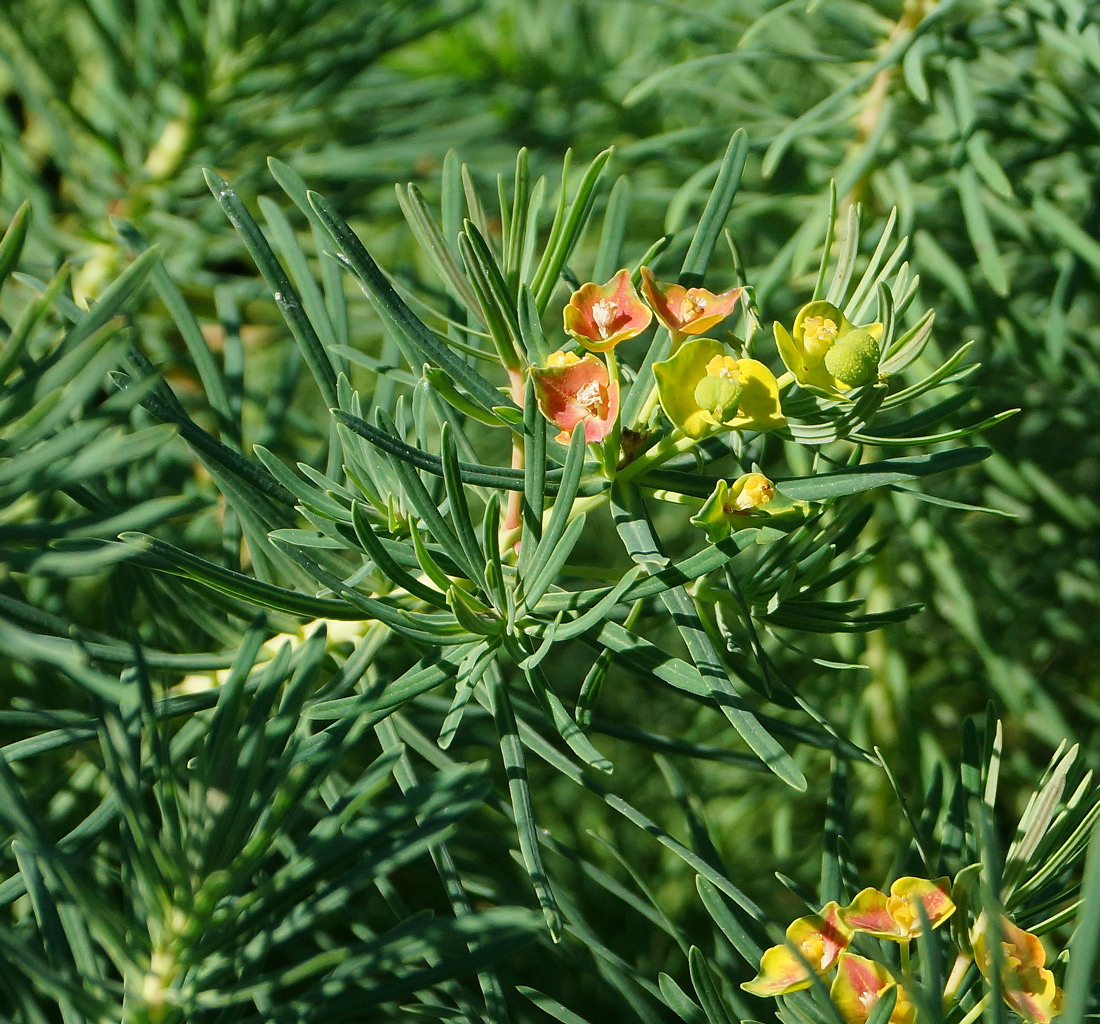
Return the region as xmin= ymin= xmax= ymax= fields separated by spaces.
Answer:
xmin=576 ymin=380 xmax=609 ymax=417
xmin=695 ymin=355 xmax=743 ymax=422
xmin=735 ymin=474 xmax=775 ymax=511
xmin=802 ymin=315 xmax=839 ymax=360
xmin=591 ymin=298 xmax=619 ymax=338
xmin=681 ymin=292 xmax=708 ymax=322
xmin=705 ymin=354 xmax=739 ymax=379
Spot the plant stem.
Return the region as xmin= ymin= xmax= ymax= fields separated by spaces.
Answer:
xmin=630 ymin=381 xmax=661 ymax=432
xmin=503 ymin=371 xmax=526 ymax=548
xmin=617 ymin=431 xmax=697 ymax=485
xmin=956 ymin=993 xmax=990 ymax=1024
xmin=942 ymin=952 xmax=973 ymax=1008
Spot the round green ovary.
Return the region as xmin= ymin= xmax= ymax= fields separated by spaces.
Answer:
xmin=693 ymin=373 xmax=743 ymax=422
xmin=824 ymin=329 xmax=880 ymax=386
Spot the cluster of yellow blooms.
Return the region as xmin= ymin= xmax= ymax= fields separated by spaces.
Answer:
xmin=739 ymin=878 xmax=1062 ymax=1024
xmin=531 ymin=268 xmax=882 ymax=448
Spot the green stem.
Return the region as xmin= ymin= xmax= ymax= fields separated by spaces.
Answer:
xmin=942 ymin=953 xmax=973 ymax=1009
xmin=955 ymin=993 xmax=990 ymax=1024
xmin=603 ymin=348 xmax=622 ymax=473
xmin=900 ymin=937 xmax=912 ymax=978
xmin=631 ymin=381 xmax=661 ymax=432
xmin=617 ymin=431 xmax=697 ymax=485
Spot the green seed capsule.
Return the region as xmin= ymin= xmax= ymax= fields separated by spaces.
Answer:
xmin=824 ymin=329 xmax=880 ymax=386
xmin=694 ymin=373 xmax=743 ymax=422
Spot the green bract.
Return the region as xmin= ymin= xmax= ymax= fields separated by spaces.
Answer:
xmin=690 ymin=474 xmax=806 ymax=542
xmin=653 ymin=337 xmax=786 ymax=438
xmin=774 ymin=300 xmax=883 ymax=394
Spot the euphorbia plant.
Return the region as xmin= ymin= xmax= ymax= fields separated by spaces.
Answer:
xmin=7 ymin=130 xmax=1091 ymax=1024
xmin=125 ymin=136 xmax=1021 ymax=944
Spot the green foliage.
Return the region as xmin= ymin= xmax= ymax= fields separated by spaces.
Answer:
xmin=1 ymin=1 xmax=1099 ymax=1022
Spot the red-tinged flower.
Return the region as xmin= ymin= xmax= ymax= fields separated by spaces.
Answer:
xmin=831 ymin=953 xmax=917 ymax=1024
xmin=741 ymin=902 xmax=852 ymax=997
xmin=841 ymin=877 xmax=956 ymax=941
xmin=640 ymin=266 xmax=743 ymax=336
xmin=564 ymin=269 xmax=652 ymax=352
xmin=972 ymin=913 xmax=1063 ymax=1024
xmin=531 ymin=350 xmax=620 ymax=444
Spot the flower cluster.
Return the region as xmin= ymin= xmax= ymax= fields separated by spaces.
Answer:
xmin=532 ymin=272 xmax=884 ymax=450
xmin=741 ymin=878 xmax=955 ymax=1024
xmin=740 ymin=880 xmax=1063 ymax=1024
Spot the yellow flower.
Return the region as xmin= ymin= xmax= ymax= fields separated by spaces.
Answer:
xmin=972 ymin=913 xmax=1063 ymax=1024
xmin=841 ymin=877 xmax=956 ymax=941
xmin=691 ymin=473 xmax=789 ymax=542
xmin=741 ymin=901 xmax=852 ymax=997
xmin=773 ymin=300 xmax=883 ymax=393
xmin=653 ymin=337 xmax=785 ymax=439
xmin=830 ymin=953 xmax=917 ymax=1024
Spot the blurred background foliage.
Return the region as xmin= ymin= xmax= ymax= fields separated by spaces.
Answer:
xmin=0 ymin=0 xmax=1098 ymax=1020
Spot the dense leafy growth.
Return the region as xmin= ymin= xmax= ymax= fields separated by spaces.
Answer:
xmin=0 ymin=1 xmax=1097 ymax=1022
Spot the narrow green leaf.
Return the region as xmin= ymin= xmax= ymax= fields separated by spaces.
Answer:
xmin=113 ymin=218 xmax=234 ymax=436
xmin=1034 ymin=196 xmax=1100 ymax=275
xmin=0 ymin=266 xmax=71 ymax=385
xmin=773 ymin=447 xmax=991 ymax=501
xmin=826 ymin=203 xmax=861 ymax=308
xmin=1057 ymin=819 xmax=1100 ymax=1024
xmin=696 ymin=876 xmax=764 ymax=965
xmin=518 ymin=986 xmax=597 ymax=1024
xmin=518 ymin=719 xmax=764 ymax=917
xmin=381 ymin=424 xmax=481 ymax=584
xmin=532 ymin=148 xmax=613 ymax=312
xmin=520 ymin=425 xmax=589 ymax=609
xmin=486 ymin=667 xmax=563 ymax=940
xmin=524 ymin=663 xmax=612 ymax=774
xmin=459 ymin=220 xmax=523 ymax=370
xmin=203 ymin=169 xmax=338 ymax=407
xmin=593 ymin=175 xmax=632 ymax=283
xmin=438 ymin=641 xmax=497 ymax=749
xmin=680 ymin=130 xmax=748 ymax=284
xmin=440 ymin=422 xmax=487 ymax=586
xmin=812 ymin=181 xmax=839 ymax=302
xmin=658 ymin=973 xmax=708 ymax=1024
xmin=0 ymin=200 xmax=31 ymax=295
xmin=307 ymin=188 xmax=509 ymax=415
xmin=395 ymin=182 xmax=481 ymax=311
xmin=611 ymin=483 xmax=806 ymax=790
xmin=350 ymin=502 xmax=446 ymax=607
xmin=688 ymin=946 xmax=737 ymax=1024
xmin=956 ymin=165 xmax=1008 ymax=296
xmin=519 ymin=374 xmax=547 ymax=579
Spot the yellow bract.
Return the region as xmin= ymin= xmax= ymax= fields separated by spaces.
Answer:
xmin=741 ymin=901 xmax=852 ymax=997
xmin=773 ymin=300 xmax=883 ymax=393
xmin=840 ymin=877 xmax=955 ymax=941
xmin=653 ymin=337 xmax=785 ymax=438
xmin=973 ymin=913 xmax=1063 ymax=1024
